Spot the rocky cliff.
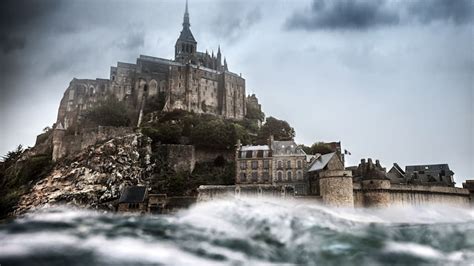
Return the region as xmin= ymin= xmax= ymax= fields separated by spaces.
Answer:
xmin=14 ymin=133 xmax=153 ymax=215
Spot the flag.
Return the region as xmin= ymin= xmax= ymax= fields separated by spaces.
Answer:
xmin=344 ymin=149 xmax=351 ymax=155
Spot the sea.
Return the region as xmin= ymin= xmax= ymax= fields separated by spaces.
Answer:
xmin=1 ymin=198 xmax=473 ymax=266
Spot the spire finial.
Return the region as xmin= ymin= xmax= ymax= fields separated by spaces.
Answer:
xmin=183 ymin=0 xmax=190 ymax=28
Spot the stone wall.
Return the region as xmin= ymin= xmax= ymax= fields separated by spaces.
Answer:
xmin=156 ymin=144 xmax=196 ymax=172
xmin=353 ymin=183 xmax=470 ymax=207
xmin=195 ymin=148 xmax=234 ymax=163
xmin=52 ymin=126 xmax=134 ymax=161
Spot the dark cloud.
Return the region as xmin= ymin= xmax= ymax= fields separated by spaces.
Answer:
xmin=0 ymin=35 xmax=26 ymax=54
xmin=286 ymin=0 xmax=474 ymax=31
xmin=0 ymin=0 xmax=62 ymax=53
xmin=286 ymin=0 xmax=399 ymax=31
xmin=407 ymin=0 xmax=474 ymax=24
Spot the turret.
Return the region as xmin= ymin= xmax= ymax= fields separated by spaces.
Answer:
xmin=358 ymin=158 xmax=391 ymax=207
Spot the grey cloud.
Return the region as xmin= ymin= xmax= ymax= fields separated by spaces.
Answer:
xmin=286 ymin=0 xmax=474 ymax=31
xmin=209 ymin=3 xmax=262 ymax=43
xmin=286 ymin=0 xmax=399 ymax=31
xmin=0 ymin=35 xmax=26 ymax=54
xmin=116 ymin=30 xmax=145 ymax=50
xmin=407 ymin=0 xmax=474 ymax=24
xmin=0 ymin=0 xmax=62 ymax=53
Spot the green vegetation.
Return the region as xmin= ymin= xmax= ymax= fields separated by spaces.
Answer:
xmin=0 ymin=145 xmax=53 ymax=219
xmin=83 ymin=97 xmax=131 ymax=127
xmin=141 ymin=110 xmax=253 ymax=150
xmin=256 ymin=116 xmax=295 ymax=144
xmin=302 ymin=142 xmax=335 ymax=155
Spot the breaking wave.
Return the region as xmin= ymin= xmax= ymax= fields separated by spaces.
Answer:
xmin=1 ymin=198 xmax=473 ymax=265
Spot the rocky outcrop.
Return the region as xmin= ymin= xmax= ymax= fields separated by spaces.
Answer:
xmin=14 ymin=133 xmax=153 ymax=215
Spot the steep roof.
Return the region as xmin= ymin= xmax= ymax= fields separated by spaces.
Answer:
xmin=308 ymin=152 xmax=336 ymax=172
xmin=119 ymin=186 xmax=147 ymax=203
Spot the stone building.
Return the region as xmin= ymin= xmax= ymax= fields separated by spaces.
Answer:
xmin=386 ymin=163 xmax=455 ymax=187
xmin=235 ymin=136 xmax=309 ymax=195
xmin=56 ymin=1 xmax=246 ymax=133
xmin=117 ymin=186 xmax=148 ymax=213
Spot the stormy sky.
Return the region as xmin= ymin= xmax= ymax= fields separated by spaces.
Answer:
xmin=0 ymin=0 xmax=473 ymax=185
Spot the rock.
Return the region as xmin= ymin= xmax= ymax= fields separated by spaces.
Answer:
xmin=14 ymin=133 xmax=153 ymax=215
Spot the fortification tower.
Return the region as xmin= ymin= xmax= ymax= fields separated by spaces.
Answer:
xmin=318 ymin=155 xmax=354 ymax=207
xmin=358 ymin=159 xmax=391 ymax=207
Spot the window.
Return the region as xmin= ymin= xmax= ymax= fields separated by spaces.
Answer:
xmin=297 ymin=160 xmax=302 ymax=169
xmin=263 ymin=150 xmax=269 ymax=157
xmin=287 ymin=161 xmax=291 ymax=169
xmin=277 ymin=171 xmax=283 ymax=181
xmin=251 ymin=161 xmax=258 ymax=169
xmin=246 ymin=151 xmax=253 ymax=158
xmin=252 ymin=172 xmax=258 ymax=182
xmin=257 ymin=150 xmax=264 ymax=158
xmin=240 ymin=173 xmax=247 ymax=182
xmin=263 ymin=160 xmax=270 ymax=169
xmin=277 ymin=161 xmax=283 ymax=169
xmin=262 ymin=172 xmax=270 ymax=181
xmin=287 ymin=171 xmax=292 ymax=181
xmin=297 ymin=171 xmax=303 ymax=180
xmin=240 ymin=161 xmax=247 ymax=170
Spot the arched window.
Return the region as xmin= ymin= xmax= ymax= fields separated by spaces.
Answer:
xmin=277 ymin=171 xmax=283 ymax=181
xmin=277 ymin=161 xmax=283 ymax=169
xmin=297 ymin=171 xmax=302 ymax=180
xmin=287 ymin=160 xmax=291 ymax=169
xmin=287 ymin=171 xmax=292 ymax=181
xmin=297 ymin=160 xmax=302 ymax=169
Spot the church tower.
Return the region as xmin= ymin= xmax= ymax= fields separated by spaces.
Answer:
xmin=175 ymin=0 xmax=197 ymax=63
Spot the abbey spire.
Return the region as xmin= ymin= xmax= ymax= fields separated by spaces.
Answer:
xmin=175 ymin=0 xmax=197 ymax=63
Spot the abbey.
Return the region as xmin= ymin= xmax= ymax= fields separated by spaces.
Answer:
xmin=56 ymin=1 xmax=246 ymax=131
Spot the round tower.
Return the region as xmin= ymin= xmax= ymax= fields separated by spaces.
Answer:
xmin=360 ymin=159 xmax=391 ymax=208
xmin=319 ymin=169 xmax=354 ymax=207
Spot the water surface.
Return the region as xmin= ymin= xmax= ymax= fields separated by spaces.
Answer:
xmin=1 ymin=198 xmax=473 ymax=265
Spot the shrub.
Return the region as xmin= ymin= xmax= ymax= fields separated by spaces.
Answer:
xmin=83 ymin=97 xmax=131 ymax=127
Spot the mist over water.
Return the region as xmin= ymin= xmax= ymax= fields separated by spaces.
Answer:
xmin=1 ymin=198 xmax=473 ymax=266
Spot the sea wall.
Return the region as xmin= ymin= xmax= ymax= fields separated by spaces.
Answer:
xmin=353 ymin=183 xmax=470 ymax=207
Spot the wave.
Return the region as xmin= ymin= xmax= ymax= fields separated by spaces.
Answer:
xmin=1 ymin=197 xmax=473 ymax=265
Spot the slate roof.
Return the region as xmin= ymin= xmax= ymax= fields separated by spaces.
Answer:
xmin=405 ymin=164 xmax=451 ymax=172
xmin=177 ymin=27 xmax=196 ymax=43
xmin=241 ymin=145 xmax=270 ymax=151
xmin=119 ymin=186 xmax=147 ymax=203
xmin=271 ymin=140 xmax=306 ymax=156
xmin=308 ymin=152 xmax=336 ymax=172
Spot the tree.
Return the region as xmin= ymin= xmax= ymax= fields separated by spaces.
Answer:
xmin=306 ymin=142 xmax=334 ymax=155
xmin=256 ymin=116 xmax=295 ymax=144
xmin=83 ymin=97 xmax=131 ymax=127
